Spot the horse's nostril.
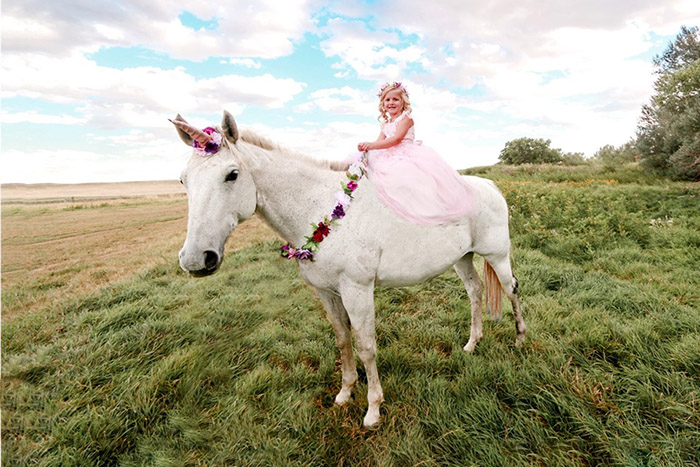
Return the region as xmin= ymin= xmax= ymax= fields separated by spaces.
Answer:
xmin=204 ymin=250 xmax=219 ymax=270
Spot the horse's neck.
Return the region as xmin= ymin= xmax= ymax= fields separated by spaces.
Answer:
xmin=246 ymin=151 xmax=339 ymax=245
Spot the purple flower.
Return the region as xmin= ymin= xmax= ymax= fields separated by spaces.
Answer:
xmin=332 ymin=203 xmax=346 ymax=219
xmin=204 ymin=142 xmax=219 ymax=153
xmin=193 ymin=128 xmax=223 ymax=156
xmin=295 ymin=249 xmax=314 ymax=260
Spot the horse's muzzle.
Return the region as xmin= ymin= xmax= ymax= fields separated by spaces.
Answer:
xmin=179 ymin=248 xmax=221 ymax=277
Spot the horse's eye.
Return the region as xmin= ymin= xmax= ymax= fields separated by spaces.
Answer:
xmin=225 ymin=170 xmax=238 ymax=182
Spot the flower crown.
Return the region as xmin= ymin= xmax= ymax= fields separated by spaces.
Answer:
xmin=377 ymin=81 xmax=408 ymax=97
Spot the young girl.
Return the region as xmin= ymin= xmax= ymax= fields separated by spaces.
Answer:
xmin=355 ymin=82 xmax=474 ymax=225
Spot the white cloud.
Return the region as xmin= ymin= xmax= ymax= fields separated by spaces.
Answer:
xmin=1 ymin=53 xmax=305 ymax=128
xmin=319 ymin=18 xmax=429 ymax=80
xmin=225 ymin=58 xmax=263 ymax=68
xmin=1 ymin=0 xmax=316 ymax=60
xmin=297 ymin=86 xmax=375 ymax=115
xmin=0 ymin=111 xmax=86 ymax=125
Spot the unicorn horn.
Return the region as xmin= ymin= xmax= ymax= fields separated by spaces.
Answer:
xmin=169 ymin=118 xmax=213 ymax=147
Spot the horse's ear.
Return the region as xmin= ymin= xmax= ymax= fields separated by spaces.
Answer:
xmin=222 ymin=110 xmax=239 ymax=144
xmin=172 ymin=114 xmax=194 ymax=146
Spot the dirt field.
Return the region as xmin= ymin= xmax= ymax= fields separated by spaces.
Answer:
xmin=1 ymin=181 xmax=277 ymax=318
xmin=2 ymin=180 xmax=185 ymax=202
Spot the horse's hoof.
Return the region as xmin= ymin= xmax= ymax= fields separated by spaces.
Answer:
xmin=363 ymin=409 xmax=380 ymax=427
xmin=515 ymin=335 xmax=526 ymax=348
xmin=463 ymin=341 xmax=478 ymax=353
xmin=334 ymin=388 xmax=352 ymax=405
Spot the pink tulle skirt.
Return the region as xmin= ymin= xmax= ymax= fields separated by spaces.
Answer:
xmin=354 ymin=141 xmax=474 ymax=225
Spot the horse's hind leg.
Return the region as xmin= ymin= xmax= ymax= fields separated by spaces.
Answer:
xmin=316 ymin=288 xmax=358 ymax=405
xmin=484 ymin=253 xmax=527 ymax=347
xmin=454 ymin=253 xmax=484 ymax=353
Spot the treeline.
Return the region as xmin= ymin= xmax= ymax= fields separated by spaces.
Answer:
xmin=498 ymin=26 xmax=700 ymax=181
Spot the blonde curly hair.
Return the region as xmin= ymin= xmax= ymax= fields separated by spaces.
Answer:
xmin=377 ymin=82 xmax=412 ymax=123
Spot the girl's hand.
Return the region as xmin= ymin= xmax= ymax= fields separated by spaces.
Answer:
xmin=357 ymin=142 xmax=373 ymax=151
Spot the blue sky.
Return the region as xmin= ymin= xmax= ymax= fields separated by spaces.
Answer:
xmin=2 ymin=0 xmax=699 ymax=183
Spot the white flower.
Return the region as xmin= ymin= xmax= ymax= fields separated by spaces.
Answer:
xmin=348 ymin=164 xmax=364 ymax=178
xmin=335 ymin=191 xmax=351 ymax=208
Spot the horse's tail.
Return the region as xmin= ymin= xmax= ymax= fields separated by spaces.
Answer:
xmin=484 ymin=260 xmax=503 ymax=323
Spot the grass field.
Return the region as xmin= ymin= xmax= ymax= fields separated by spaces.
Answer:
xmin=2 ymin=164 xmax=699 ymax=465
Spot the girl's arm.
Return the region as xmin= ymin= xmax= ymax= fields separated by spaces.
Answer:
xmin=357 ymin=130 xmax=385 ymax=152
xmin=357 ymin=118 xmax=413 ymax=151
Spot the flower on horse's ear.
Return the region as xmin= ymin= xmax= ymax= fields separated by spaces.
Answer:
xmin=193 ymin=127 xmax=222 ymax=155
xmin=170 ymin=119 xmax=222 ymax=155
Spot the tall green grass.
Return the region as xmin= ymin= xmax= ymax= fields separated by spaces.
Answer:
xmin=3 ymin=165 xmax=699 ymax=465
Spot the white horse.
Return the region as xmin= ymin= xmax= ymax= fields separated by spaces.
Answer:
xmin=173 ymin=111 xmax=526 ymax=427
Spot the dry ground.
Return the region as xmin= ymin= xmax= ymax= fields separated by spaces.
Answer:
xmin=1 ymin=180 xmax=185 ymax=202
xmin=1 ymin=181 xmax=277 ymax=319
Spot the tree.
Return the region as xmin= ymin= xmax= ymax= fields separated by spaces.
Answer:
xmin=637 ymin=26 xmax=700 ymax=180
xmin=498 ymin=137 xmax=563 ymax=165
xmin=560 ymin=151 xmax=587 ymax=165
xmin=594 ymin=141 xmax=637 ymax=167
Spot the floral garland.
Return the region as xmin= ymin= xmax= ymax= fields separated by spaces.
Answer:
xmin=378 ymin=81 xmax=408 ymax=97
xmin=194 ymin=127 xmax=223 ymax=156
xmin=281 ymin=161 xmax=366 ymax=261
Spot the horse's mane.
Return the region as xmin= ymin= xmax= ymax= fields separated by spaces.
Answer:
xmin=239 ymin=129 xmax=348 ymax=172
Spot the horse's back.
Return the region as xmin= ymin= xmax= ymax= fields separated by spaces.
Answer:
xmin=303 ymin=174 xmax=511 ymax=288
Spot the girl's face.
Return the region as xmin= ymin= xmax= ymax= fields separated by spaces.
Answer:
xmin=383 ymin=89 xmax=404 ymax=118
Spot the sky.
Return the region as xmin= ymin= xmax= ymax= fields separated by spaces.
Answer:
xmin=2 ymin=0 xmax=699 ymax=184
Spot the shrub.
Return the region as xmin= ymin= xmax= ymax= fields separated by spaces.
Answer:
xmin=498 ymin=137 xmax=564 ymax=165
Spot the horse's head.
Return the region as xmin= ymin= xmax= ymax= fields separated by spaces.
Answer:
xmin=173 ymin=111 xmax=256 ymax=276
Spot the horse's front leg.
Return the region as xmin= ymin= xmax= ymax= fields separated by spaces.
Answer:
xmin=339 ymin=280 xmax=383 ymax=427
xmin=315 ymin=288 xmax=357 ymax=405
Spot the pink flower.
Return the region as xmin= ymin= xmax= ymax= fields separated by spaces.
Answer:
xmin=347 ymin=180 xmax=358 ymax=191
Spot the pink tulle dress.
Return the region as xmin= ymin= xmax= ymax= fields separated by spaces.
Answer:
xmin=358 ymin=112 xmax=474 ymax=225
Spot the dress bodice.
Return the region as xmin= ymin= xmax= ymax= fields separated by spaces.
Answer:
xmin=381 ymin=112 xmax=415 ymax=143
